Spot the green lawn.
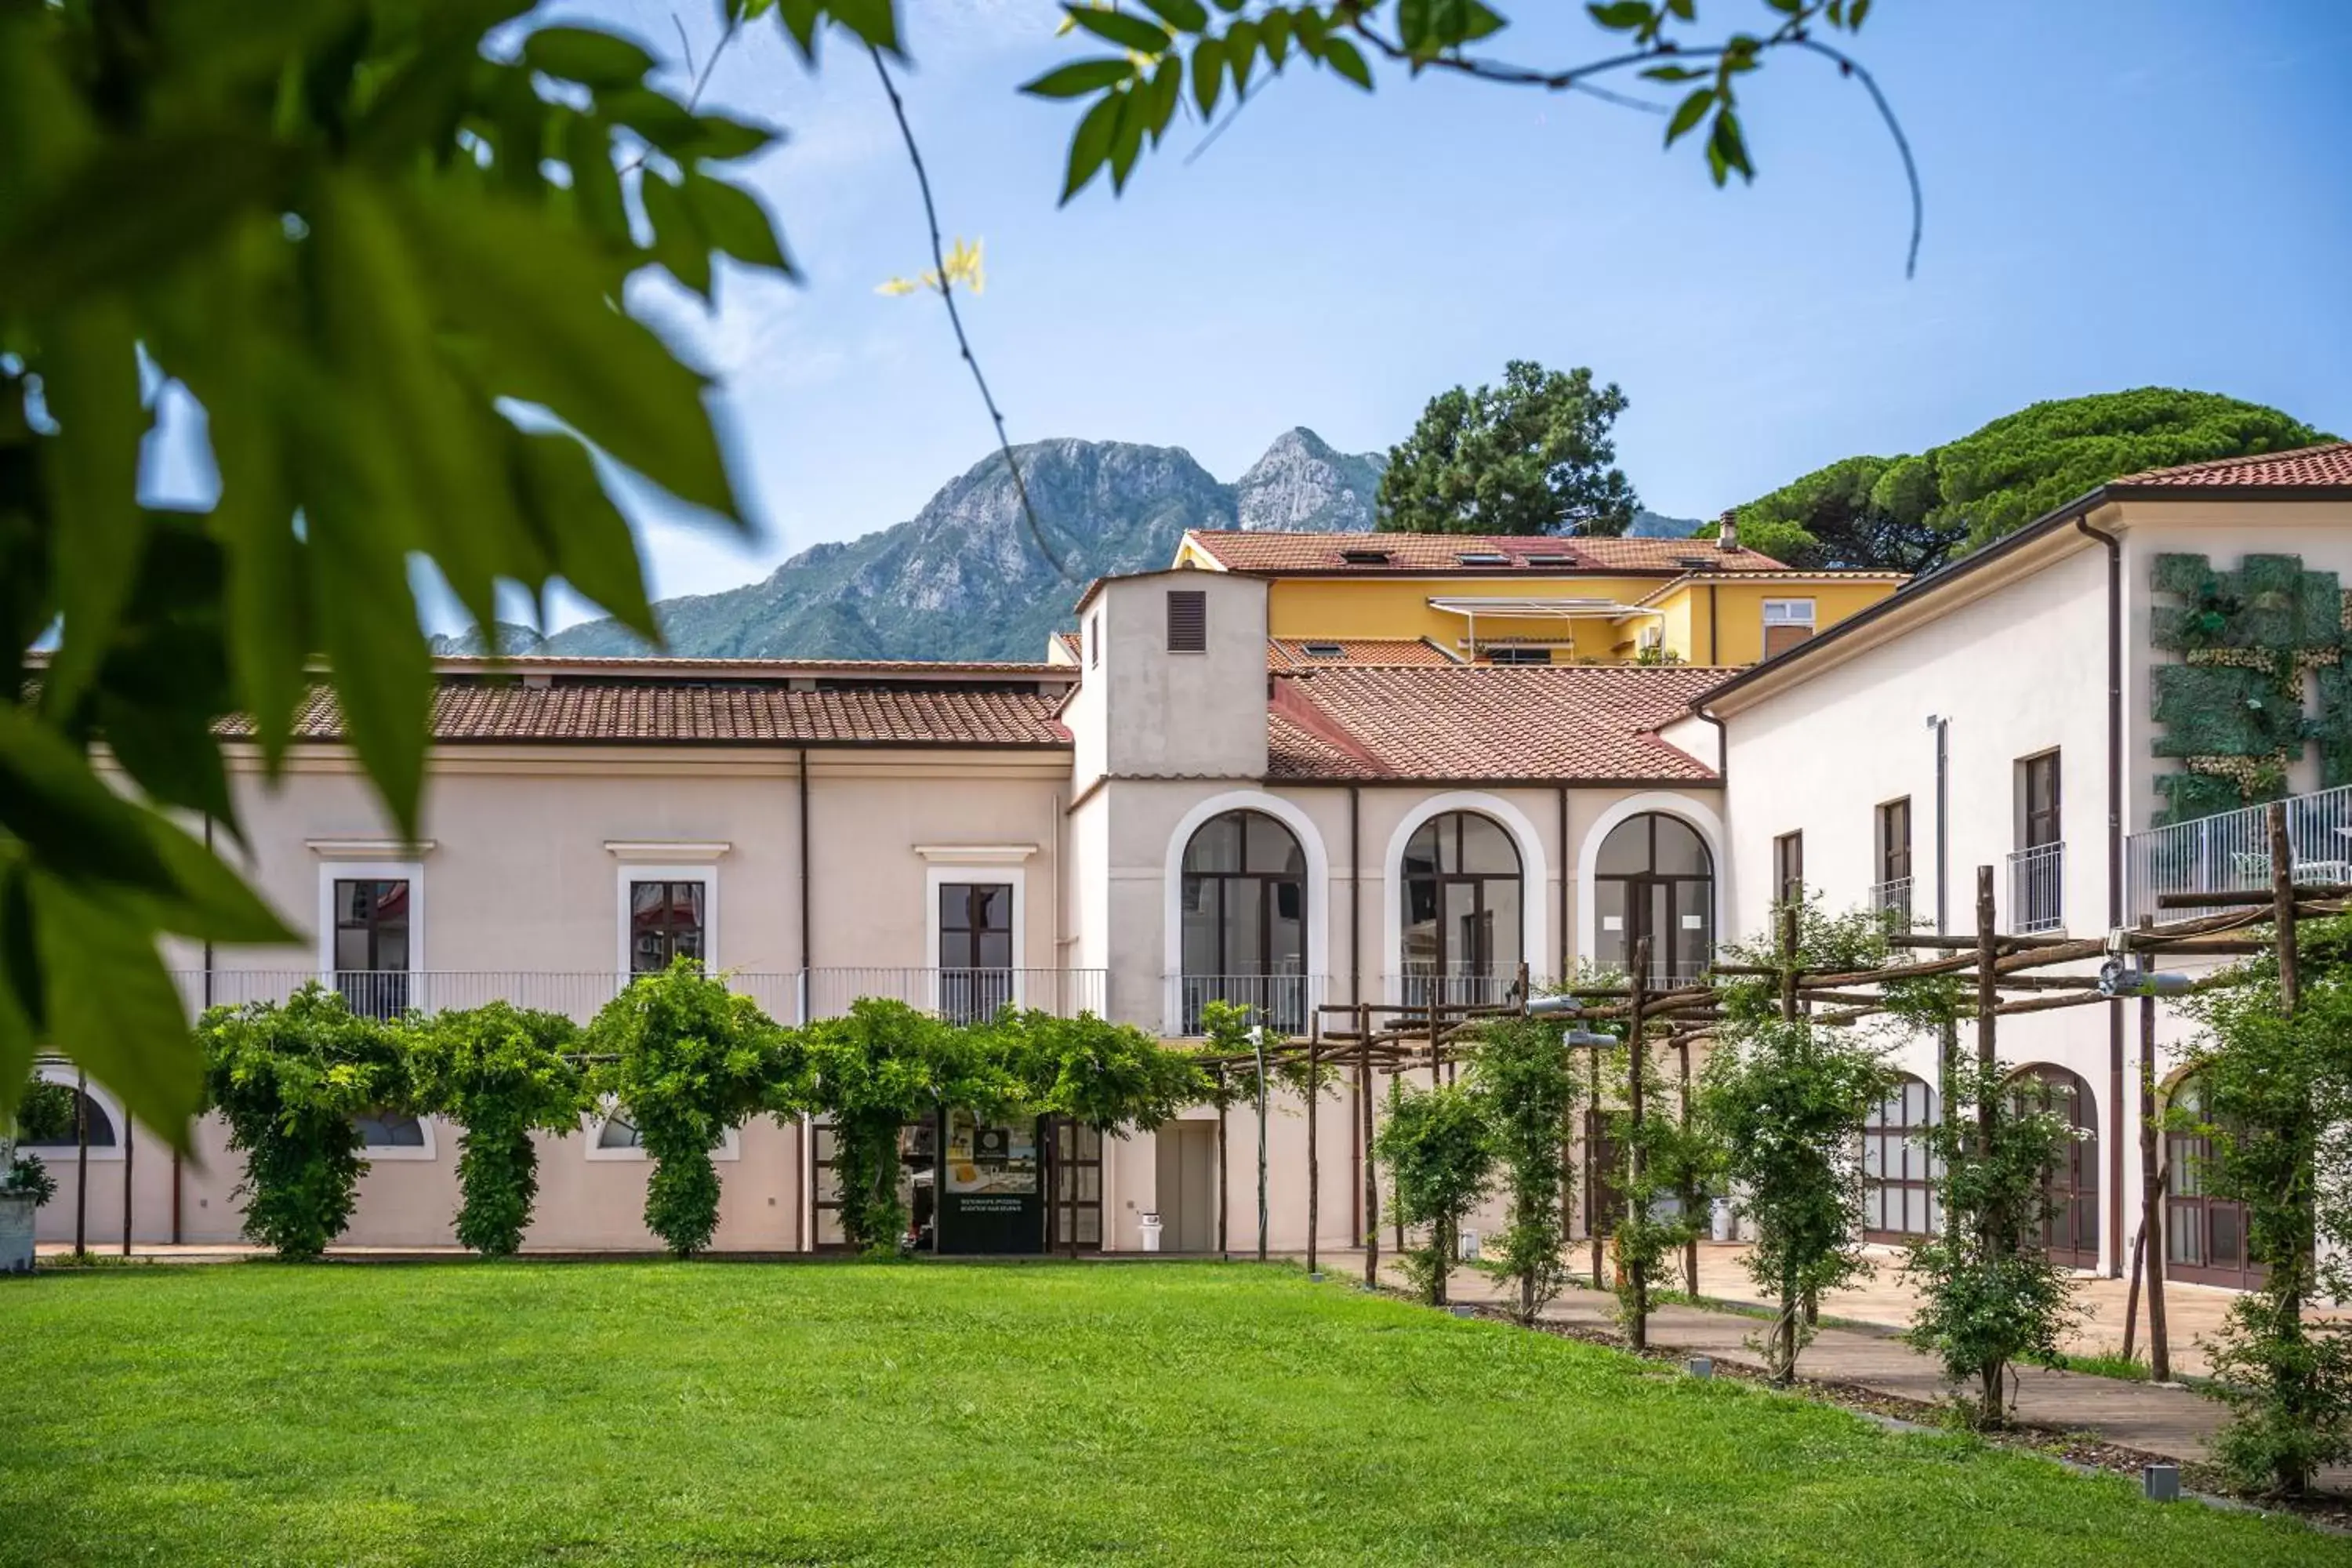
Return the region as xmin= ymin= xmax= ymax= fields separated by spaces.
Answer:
xmin=0 ymin=1261 xmax=2339 ymax=1566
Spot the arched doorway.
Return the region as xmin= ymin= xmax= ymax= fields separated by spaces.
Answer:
xmin=1592 ymin=811 xmax=1714 ymax=988
xmin=1862 ymin=1073 xmax=1940 ymax=1242
xmin=1401 ymin=811 xmax=1523 ymax=1007
xmin=2163 ymin=1072 xmax=2263 ymax=1290
xmin=1178 ymin=809 xmax=1308 ymax=1034
xmin=2007 ymin=1064 xmax=2100 ymax=1270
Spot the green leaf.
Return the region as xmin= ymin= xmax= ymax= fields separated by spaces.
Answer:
xmin=1021 ymin=58 xmax=1138 ymax=100
xmin=30 ymin=871 xmax=208 ymax=1151
xmin=1138 ymin=0 xmax=1210 ymax=30
xmin=501 ymin=428 xmax=657 ymax=643
xmin=1107 ymin=81 xmax=1150 ymax=191
xmin=1640 ymin=63 xmax=1707 ymax=82
xmin=395 ymin=186 xmax=741 ymax=524
xmin=1145 ymin=55 xmax=1182 ymax=146
xmin=0 ymin=708 xmax=175 ymax=895
xmin=684 ymin=172 xmax=793 ymax=275
xmin=562 ymin=111 xmax=629 ymax=243
xmin=0 ymin=130 xmax=287 ymax=315
xmin=130 ymin=815 xmax=295 ymax=946
xmin=36 ymin=302 xmax=147 ymax=715
xmin=521 ymin=25 xmax=658 ymax=87
xmin=684 ymin=113 xmax=780 ymax=163
xmin=1665 ymin=86 xmax=1715 ymax=144
xmin=305 ymin=487 xmax=433 ymax=843
xmin=1225 ymin=20 xmax=1259 ymax=93
xmin=597 ymin=87 xmax=707 ymax=158
xmin=641 ymin=170 xmax=712 ymax=299
xmin=1192 ymin=36 xmax=1226 ymax=115
xmin=1321 ymin=35 xmax=1373 ymax=90
xmin=1261 ymin=8 xmax=1291 ymax=67
xmin=824 ymin=0 xmax=902 ymax=56
xmin=1065 ymin=5 xmax=1172 ymax=54
xmin=1061 ymin=90 xmax=1124 ymax=203
xmin=1710 ymin=107 xmax=1753 ymax=183
xmin=1587 ymin=2 xmax=1653 ymax=30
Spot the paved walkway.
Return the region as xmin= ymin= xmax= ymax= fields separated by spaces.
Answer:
xmin=1329 ymin=1243 xmax=2348 ymax=1493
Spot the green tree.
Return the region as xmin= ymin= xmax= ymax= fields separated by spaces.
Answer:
xmin=1716 ymin=390 xmax=2330 ymax=572
xmin=404 ymin=1002 xmax=587 ymax=1258
xmin=1373 ymin=1079 xmax=1495 ymax=1306
xmin=802 ymin=997 xmax=1016 ymax=1256
xmin=198 ymin=985 xmax=409 ymax=1261
xmin=2172 ymin=916 xmax=2352 ymax=1496
xmin=1900 ymin=1053 xmax=2086 ymax=1428
xmin=3 ymin=0 xmax=1922 ymax=1135
xmin=1376 ymin=361 xmax=1638 ymax=537
xmin=1468 ymin=1014 xmax=1578 ymax=1325
xmin=586 ymin=962 xmax=799 ymax=1258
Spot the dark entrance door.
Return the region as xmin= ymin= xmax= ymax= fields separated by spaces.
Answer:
xmin=2009 ymin=1065 xmax=2100 ymax=1270
xmin=1045 ymin=1116 xmax=1105 ymax=1254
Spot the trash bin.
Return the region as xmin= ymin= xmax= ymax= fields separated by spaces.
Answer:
xmin=1138 ymin=1212 xmax=1163 ymax=1253
xmin=1711 ymin=1198 xmax=1736 ymax=1243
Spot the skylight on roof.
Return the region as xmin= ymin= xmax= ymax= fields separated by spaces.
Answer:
xmin=1301 ymin=643 xmax=1346 ymax=659
xmin=1524 ymin=553 xmax=1576 ymax=566
xmin=1457 ymin=551 xmax=1509 ymax=566
xmin=1339 ymin=548 xmax=1392 ymax=564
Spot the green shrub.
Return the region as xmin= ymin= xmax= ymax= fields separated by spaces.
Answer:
xmin=198 ymin=985 xmax=408 ymax=1260
xmin=586 ymin=961 xmax=797 ymax=1258
xmin=1467 ymin=1015 xmax=1577 ymax=1325
xmin=803 ymin=998 xmax=1012 ymax=1256
xmin=1373 ymin=1080 xmax=1494 ymax=1306
xmin=405 ymin=1003 xmax=586 ymax=1258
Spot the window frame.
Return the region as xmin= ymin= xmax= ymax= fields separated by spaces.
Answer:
xmin=2020 ymin=750 xmax=2063 ymax=849
xmin=1590 ymin=811 xmax=1715 ymax=989
xmin=582 ymin=1094 xmax=742 ymax=1163
xmin=1399 ymin=810 xmax=1526 ymax=992
xmin=1760 ymin=597 xmax=1817 ymax=659
xmin=614 ymin=864 xmax=719 ymax=978
xmin=20 ymin=1065 xmax=126 ymax=1162
xmin=1773 ymin=830 xmax=1805 ymax=906
xmin=352 ymin=1108 xmax=437 ymax=1162
xmin=924 ymin=862 xmax=1027 ymax=1012
xmin=314 ymin=859 xmax=425 ymax=985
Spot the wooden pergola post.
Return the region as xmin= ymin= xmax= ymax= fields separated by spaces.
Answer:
xmin=1625 ymin=935 xmax=1650 ymax=1353
xmin=1359 ymin=1005 xmax=1378 ymax=1290
xmin=1215 ymin=1065 xmax=1229 ymax=1263
xmin=1305 ymin=1021 xmax=1320 ymax=1276
xmin=2135 ymin=916 xmax=2170 ymax=1381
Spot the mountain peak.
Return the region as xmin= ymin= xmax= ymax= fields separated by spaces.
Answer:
xmin=1232 ymin=427 xmax=1386 ymax=532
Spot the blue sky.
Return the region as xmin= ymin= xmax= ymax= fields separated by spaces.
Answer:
xmin=500 ymin=2 xmax=2352 ymax=611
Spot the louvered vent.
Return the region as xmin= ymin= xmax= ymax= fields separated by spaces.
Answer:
xmin=1167 ymin=590 xmax=1207 ymax=652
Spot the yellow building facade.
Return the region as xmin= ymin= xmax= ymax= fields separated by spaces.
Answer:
xmin=1171 ymin=529 xmax=1904 ymax=666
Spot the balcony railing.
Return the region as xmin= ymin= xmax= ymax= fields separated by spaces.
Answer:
xmin=1868 ymin=877 xmax=1915 ymax=921
xmin=172 ymin=969 xmax=1101 ymax=1029
xmin=801 ymin=967 xmax=1105 ymax=1025
xmin=2005 ymin=841 xmax=2066 ymax=934
xmin=2124 ymin=782 xmax=2352 ymax=925
xmin=1166 ymin=974 xmax=1321 ymax=1038
xmin=1392 ymin=964 xmax=1526 ymax=1013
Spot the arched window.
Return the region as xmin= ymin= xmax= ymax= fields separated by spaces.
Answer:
xmin=1401 ymin=811 xmax=1523 ymax=1007
xmin=1592 ymin=812 xmax=1714 ymax=987
xmin=1179 ymin=811 xmax=1307 ymax=1033
xmin=2164 ymin=1073 xmax=2263 ymax=1290
xmin=18 ymin=1077 xmax=118 ymax=1152
xmin=2007 ymin=1064 xmax=2099 ymax=1269
xmin=1862 ymin=1075 xmax=1940 ymax=1241
xmin=354 ymin=1111 xmax=426 ymax=1149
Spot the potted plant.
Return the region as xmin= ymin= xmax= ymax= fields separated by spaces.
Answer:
xmin=1 ymin=1078 xmax=71 ymax=1274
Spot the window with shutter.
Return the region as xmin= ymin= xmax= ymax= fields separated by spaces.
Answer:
xmin=1167 ymin=590 xmax=1207 ymax=652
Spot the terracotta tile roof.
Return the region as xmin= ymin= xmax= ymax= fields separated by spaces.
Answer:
xmin=226 ymin=682 xmax=1072 ymax=749
xmin=434 ymin=654 xmax=1067 ymax=677
xmin=1185 ymin=529 xmax=1791 ymax=575
xmin=1267 ymin=637 xmax=1460 ymax=670
xmin=1266 ymin=666 xmax=1722 ymax=782
xmin=2110 ymin=441 xmax=2352 ymax=490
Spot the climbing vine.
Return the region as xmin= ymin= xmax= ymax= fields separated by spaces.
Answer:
xmin=1467 ymin=1014 xmax=1577 ymax=1326
xmin=586 ymin=961 xmax=798 ymax=1258
xmin=404 ymin=1002 xmax=586 ymax=1258
xmin=1373 ymin=1079 xmax=1494 ymax=1307
xmin=198 ymin=985 xmax=409 ymax=1261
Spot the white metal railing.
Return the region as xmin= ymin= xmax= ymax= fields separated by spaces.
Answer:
xmin=171 ymin=969 xmax=1101 ymax=1029
xmin=2124 ymin=782 xmax=2352 ymax=924
xmin=1392 ymin=963 xmax=1527 ymax=1012
xmin=1165 ymin=974 xmax=1323 ymax=1038
xmin=1869 ymin=877 xmax=1915 ymax=921
xmin=801 ymin=967 xmax=1105 ymax=1025
xmin=2006 ymin=842 xmax=2066 ymax=934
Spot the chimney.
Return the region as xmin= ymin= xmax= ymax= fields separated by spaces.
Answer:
xmin=1717 ymin=509 xmax=1741 ymax=553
